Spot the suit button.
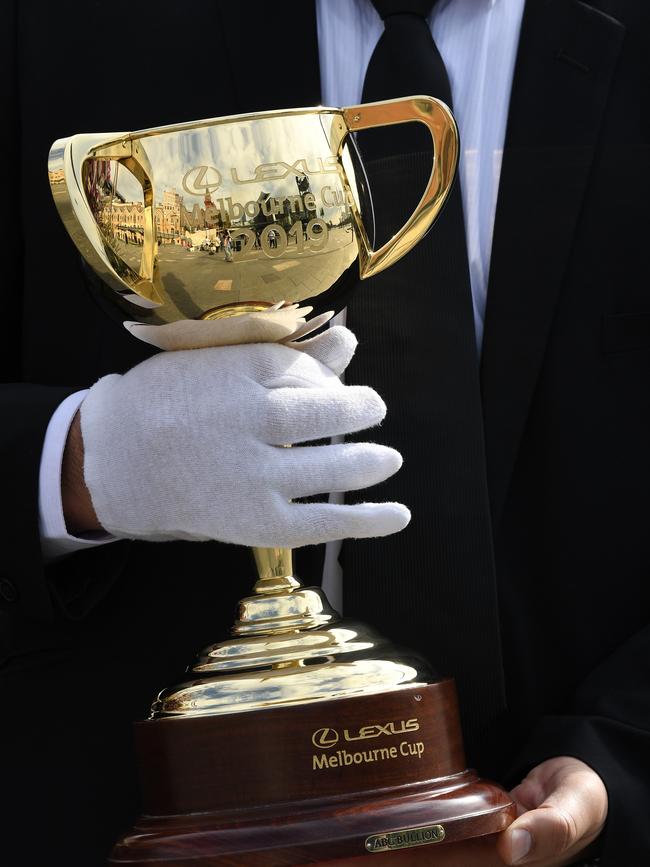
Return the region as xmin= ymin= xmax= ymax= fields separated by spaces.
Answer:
xmin=0 ymin=578 xmax=19 ymax=603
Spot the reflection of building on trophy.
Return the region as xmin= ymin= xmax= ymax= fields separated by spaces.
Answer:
xmin=101 ymin=201 xmax=146 ymax=246
xmin=95 ymin=184 xmax=188 ymax=248
xmin=180 ymin=188 xmax=231 ymax=251
xmin=154 ymin=189 xmax=184 ymax=246
xmin=181 ymin=195 xmax=224 ymax=250
xmin=48 ymin=168 xmax=65 ymax=185
xmin=203 ymin=189 xmax=224 ymax=230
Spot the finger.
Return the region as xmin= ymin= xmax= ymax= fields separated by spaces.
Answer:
xmin=291 ymin=325 xmax=358 ymax=376
xmin=273 ymin=442 xmax=402 ymax=498
xmin=260 ymin=385 xmax=386 ymax=444
xmin=500 ymin=805 xmax=593 ymax=865
xmin=510 ymin=776 xmax=546 ymax=814
xmin=283 ymin=501 xmax=411 ymax=545
xmin=498 ymin=780 xmax=605 ymax=865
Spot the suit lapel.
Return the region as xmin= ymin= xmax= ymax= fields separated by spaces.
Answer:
xmin=480 ymin=0 xmax=625 ymax=529
xmin=214 ymin=1 xmax=321 ymax=113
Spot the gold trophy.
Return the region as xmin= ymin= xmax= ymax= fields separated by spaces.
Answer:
xmin=49 ymin=98 xmax=514 ymax=865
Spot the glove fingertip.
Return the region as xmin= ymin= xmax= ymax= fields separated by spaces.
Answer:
xmin=378 ymin=445 xmax=403 ymax=475
xmin=379 ymin=502 xmax=411 ymax=534
xmin=351 ymin=386 xmax=387 ymax=428
xmin=348 ymin=501 xmax=411 ymax=539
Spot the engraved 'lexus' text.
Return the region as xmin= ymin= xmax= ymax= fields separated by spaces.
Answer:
xmin=343 ymin=718 xmax=419 ymax=742
xmin=231 ymin=155 xmax=339 ymax=184
xmin=178 ymin=157 xmax=356 ymax=263
xmin=181 ymin=157 xmax=339 ymax=195
xmin=311 ymin=718 xmax=425 ymax=771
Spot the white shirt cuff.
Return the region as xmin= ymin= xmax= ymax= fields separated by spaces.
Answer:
xmin=39 ymin=390 xmax=114 ymax=560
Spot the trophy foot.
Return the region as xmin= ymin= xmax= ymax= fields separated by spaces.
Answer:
xmin=109 ymin=771 xmax=515 ymax=867
xmin=110 ymin=681 xmax=514 ymax=865
xmin=109 ymin=680 xmax=515 ymax=867
xmin=110 ymin=548 xmax=514 ymax=864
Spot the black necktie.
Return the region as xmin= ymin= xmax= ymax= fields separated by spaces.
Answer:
xmin=343 ymin=0 xmax=505 ymax=748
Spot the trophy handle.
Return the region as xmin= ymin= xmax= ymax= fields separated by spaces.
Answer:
xmin=89 ymin=138 xmax=162 ymax=303
xmin=49 ymin=133 xmax=163 ymax=306
xmin=341 ymin=95 xmax=459 ymax=280
xmin=90 ymin=138 xmax=160 ymax=302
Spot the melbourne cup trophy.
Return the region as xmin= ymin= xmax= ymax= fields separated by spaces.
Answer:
xmin=48 ymin=97 xmax=514 ymax=865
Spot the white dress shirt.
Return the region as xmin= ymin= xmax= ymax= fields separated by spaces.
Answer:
xmin=39 ymin=0 xmax=526 ymax=578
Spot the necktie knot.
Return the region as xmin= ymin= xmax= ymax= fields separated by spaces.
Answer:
xmin=371 ymin=0 xmax=436 ymax=21
xmin=362 ymin=0 xmax=452 ymax=150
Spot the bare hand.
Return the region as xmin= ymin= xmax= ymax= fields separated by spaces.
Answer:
xmin=497 ymin=756 xmax=608 ymax=866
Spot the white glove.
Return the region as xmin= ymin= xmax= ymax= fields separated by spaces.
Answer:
xmin=80 ymin=326 xmax=410 ymax=547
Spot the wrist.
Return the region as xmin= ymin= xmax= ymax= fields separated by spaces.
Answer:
xmin=61 ymin=410 xmax=103 ymax=535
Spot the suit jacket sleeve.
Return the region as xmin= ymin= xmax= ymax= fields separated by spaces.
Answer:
xmin=0 ymin=384 xmax=130 ymax=628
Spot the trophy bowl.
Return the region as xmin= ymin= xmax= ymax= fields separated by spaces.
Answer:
xmin=48 ymin=98 xmax=458 ymax=328
xmin=48 ymin=97 xmax=514 ymax=865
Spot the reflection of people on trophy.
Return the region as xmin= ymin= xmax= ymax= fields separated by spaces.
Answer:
xmin=296 ymin=174 xmax=310 ymax=197
xmin=78 ymin=142 xmax=365 ymax=320
xmin=223 ymin=230 xmax=233 ymax=262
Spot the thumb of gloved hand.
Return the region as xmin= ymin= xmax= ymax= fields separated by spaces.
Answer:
xmin=287 ymin=324 xmax=357 ymax=377
xmin=80 ymin=327 xmax=410 ymax=547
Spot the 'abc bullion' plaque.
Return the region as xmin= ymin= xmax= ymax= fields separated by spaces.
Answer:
xmin=49 ymin=98 xmax=515 ymax=865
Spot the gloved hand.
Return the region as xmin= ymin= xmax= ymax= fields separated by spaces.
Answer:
xmin=80 ymin=326 xmax=410 ymax=547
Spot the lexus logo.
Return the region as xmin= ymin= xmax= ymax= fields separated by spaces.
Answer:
xmin=182 ymin=165 xmax=222 ymax=196
xmin=311 ymin=727 xmax=339 ymax=749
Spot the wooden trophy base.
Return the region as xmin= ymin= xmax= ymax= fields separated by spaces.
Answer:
xmin=110 ymin=680 xmax=514 ymax=865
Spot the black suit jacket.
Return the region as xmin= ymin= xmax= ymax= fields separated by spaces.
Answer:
xmin=1 ymin=1 xmax=648 ymax=865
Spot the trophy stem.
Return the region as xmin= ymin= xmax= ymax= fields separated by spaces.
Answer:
xmin=251 ymin=546 xmax=300 ymax=595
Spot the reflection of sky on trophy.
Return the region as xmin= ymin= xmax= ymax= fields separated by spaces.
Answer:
xmin=129 ymin=113 xmax=350 ymax=215
xmin=48 ymin=144 xmax=65 ymax=169
xmin=114 ymin=163 xmax=143 ymax=202
xmin=162 ymin=659 xmax=420 ymax=713
xmin=341 ymin=144 xmax=361 ymax=211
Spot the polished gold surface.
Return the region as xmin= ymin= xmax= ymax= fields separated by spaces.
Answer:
xmin=48 ymin=96 xmax=458 ymax=324
xmin=49 ymin=97 xmax=457 ymax=720
xmin=201 ymin=302 xmax=272 ymax=320
xmin=150 ymin=552 xmax=433 ymax=719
